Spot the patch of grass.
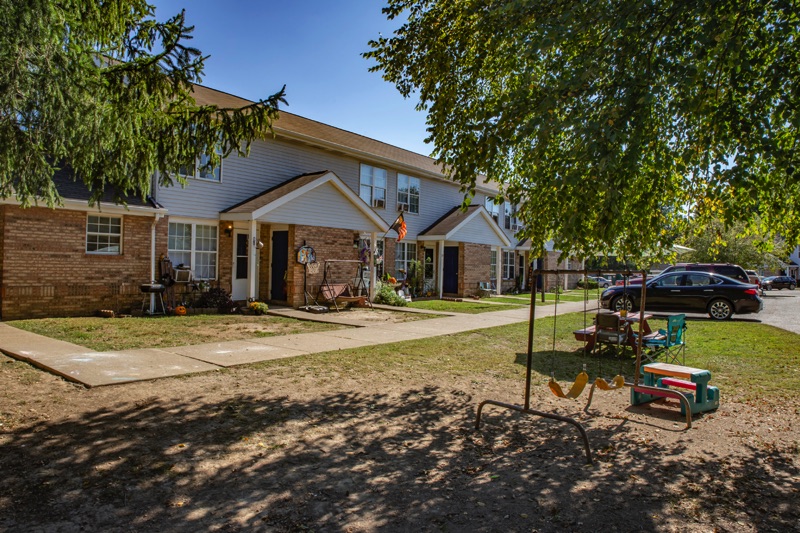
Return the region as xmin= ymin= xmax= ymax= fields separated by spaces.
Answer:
xmin=479 ymin=296 xmax=529 ymax=305
xmin=255 ymin=312 xmax=800 ymax=402
xmin=7 ymin=315 xmax=345 ymax=351
xmin=406 ymin=300 xmax=522 ymax=314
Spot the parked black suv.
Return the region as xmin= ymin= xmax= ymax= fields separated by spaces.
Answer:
xmin=762 ymin=276 xmax=797 ymax=290
xmin=660 ymin=263 xmax=749 ymax=283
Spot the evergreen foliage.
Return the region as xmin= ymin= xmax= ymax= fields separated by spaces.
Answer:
xmin=0 ymin=0 xmax=286 ymax=206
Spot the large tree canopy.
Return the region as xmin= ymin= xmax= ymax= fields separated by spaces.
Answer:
xmin=0 ymin=0 xmax=285 ymax=206
xmin=366 ymin=0 xmax=799 ymax=263
xmin=683 ymin=219 xmax=788 ymax=271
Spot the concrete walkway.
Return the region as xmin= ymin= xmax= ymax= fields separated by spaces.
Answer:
xmin=0 ymin=300 xmax=591 ymax=388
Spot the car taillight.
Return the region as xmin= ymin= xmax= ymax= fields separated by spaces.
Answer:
xmin=744 ymin=288 xmax=758 ymax=295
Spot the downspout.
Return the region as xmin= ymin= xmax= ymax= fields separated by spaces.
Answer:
xmin=150 ymin=213 xmax=163 ymax=314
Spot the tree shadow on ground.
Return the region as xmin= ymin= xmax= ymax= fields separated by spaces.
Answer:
xmin=0 ymin=386 xmax=797 ymax=532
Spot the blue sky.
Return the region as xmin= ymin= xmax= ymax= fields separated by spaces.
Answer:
xmin=150 ymin=0 xmax=431 ymax=156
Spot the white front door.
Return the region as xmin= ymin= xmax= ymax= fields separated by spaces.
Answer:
xmin=232 ymin=230 xmax=249 ymax=300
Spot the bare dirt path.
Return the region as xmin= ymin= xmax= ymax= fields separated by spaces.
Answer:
xmin=1 ymin=343 xmax=798 ymax=532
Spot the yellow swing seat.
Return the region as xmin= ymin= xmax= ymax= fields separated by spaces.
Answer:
xmin=593 ymin=375 xmax=626 ymax=391
xmin=549 ymin=371 xmax=589 ymax=399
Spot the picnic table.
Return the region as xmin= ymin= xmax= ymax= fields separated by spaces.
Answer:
xmin=573 ymin=311 xmax=654 ymax=352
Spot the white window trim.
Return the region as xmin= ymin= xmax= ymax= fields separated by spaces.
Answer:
xmin=360 ymin=163 xmax=387 ymax=209
xmin=397 ymin=173 xmax=421 ymax=215
xmin=504 ymin=202 xmax=521 ymax=231
xmin=502 ymin=250 xmax=515 ymax=280
xmin=394 ymin=241 xmax=417 ymax=278
xmin=180 ymin=149 xmax=223 ymax=182
xmin=86 ymin=214 xmax=123 ymax=255
xmin=168 ymin=219 xmax=219 ymax=280
xmin=485 ymin=196 xmax=500 ymax=223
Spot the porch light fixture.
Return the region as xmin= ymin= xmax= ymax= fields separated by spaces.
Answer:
xmin=224 ymin=224 xmax=233 ymax=237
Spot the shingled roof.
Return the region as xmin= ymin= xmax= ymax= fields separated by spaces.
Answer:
xmin=191 ymin=84 xmax=494 ymax=188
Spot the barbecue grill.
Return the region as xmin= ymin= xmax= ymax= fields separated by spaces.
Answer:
xmin=140 ymin=282 xmax=166 ymax=315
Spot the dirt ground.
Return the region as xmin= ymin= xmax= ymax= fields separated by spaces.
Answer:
xmin=1 ymin=338 xmax=798 ymax=533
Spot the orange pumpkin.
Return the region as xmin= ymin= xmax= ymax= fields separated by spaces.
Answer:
xmin=174 ymin=305 xmax=187 ymax=316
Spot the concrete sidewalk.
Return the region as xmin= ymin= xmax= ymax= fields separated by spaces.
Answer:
xmin=0 ymin=300 xmax=591 ymax=388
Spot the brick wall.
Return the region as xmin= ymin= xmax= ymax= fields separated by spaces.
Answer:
xmin=541 ymin=252 xmax=582 ymax=291
xmin=217 ymin=222 xmax=234 ymax=296
xmin=289 ymin=226 xmax=359 ymax=307
xmin=460 ymin=242 xmax=491 ymax=297
xmin=1 ymin=206 xmax=165 ymax=320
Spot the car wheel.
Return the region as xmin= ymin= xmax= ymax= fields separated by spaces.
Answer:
xmin=611 ymin=295 xmax=634 ymax=312
xmin=790 ymin=284 xmax=796 ymax=290
xmin=602 ymin=283 xmax=609 ymax=288
xmin=708 ymin=299 xmax=733 ymax=320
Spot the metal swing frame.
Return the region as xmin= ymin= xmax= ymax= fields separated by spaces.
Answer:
xmin=475 ymin=267 xmax=694 ymax=466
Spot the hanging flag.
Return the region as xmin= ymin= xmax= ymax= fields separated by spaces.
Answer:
xmin=389 ymin=213 xmax=407 ymax=241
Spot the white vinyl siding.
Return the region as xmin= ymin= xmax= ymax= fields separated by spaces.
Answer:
xmin=260 ymin=181 xmax=379 ymax=229
xmin=86 ymin=215 xmax=122 ymax=255
xmin=359 ymin=164 xmax=387 ymax=208
xmin=168 ymin=222 xmax=218 ymax=280
xmin=397 ymin=174 xmax=420 ymax=214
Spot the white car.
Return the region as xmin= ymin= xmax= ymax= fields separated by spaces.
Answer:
xmin=585 ymin=276 xmax=612 ymax=288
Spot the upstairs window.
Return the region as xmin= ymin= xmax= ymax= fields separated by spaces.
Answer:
xmin=86 ymin=215 xmax=122 ymax=255
xmin=397 ymin=174 xmax=420 ymax=214
xmin=504 ymin=202 xmax=520 ymax=231
xmin=180 ymin=144 xmax=223 ymax=182
xmin=360 ymin=164 xmax=387 ymax=208
xmin=485 ymin=196 xmax=500 ymax=223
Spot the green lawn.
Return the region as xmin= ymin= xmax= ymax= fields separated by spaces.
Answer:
xmin=256 ymin=311 xmax=800 ymax=402
xmin=8 ymin=314 xmax=345 ymax=352
xmin=9 ymin=310 xmax=798 ymax=402
xmin=407 ymin=300 xmax=522 ymax=313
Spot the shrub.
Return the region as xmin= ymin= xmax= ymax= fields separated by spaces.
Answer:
xmin=577 ymin=278 xmax=599 ymax=289
xmin=248 ymin=301 xmax=269 ymax=315
xmin=195 ymin=287 xmax=236 ymax=313
xmin=373 ymin=281 xmax=408 ymax=307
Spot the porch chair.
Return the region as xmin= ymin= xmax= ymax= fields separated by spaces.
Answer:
xmin=641 ymin=313 xmax=687 ymax=364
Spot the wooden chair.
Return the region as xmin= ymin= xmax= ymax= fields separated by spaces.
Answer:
xmin=594 ymin=313 xmax=628 ymax=356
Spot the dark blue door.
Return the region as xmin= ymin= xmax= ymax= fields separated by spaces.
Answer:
xmin=271 ymin=231 xmax=289 ymax=301
xmin=443 ymin=246 xmax=459 ymax=294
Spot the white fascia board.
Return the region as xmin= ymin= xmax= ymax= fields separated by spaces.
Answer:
xmin=448 ymin=208 xmax=511 ymax=247
xmin=418 ymin=208 xmax=511 ymax=247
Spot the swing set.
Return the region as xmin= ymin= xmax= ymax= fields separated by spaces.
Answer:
xmin=475 ymin=268 xmax=696 ymax=465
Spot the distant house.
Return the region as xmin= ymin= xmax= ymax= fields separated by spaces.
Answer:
xmin=0 ymin=85 xmax=575 ymax=320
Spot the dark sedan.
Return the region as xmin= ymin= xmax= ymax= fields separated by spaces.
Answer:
xmin=762 ymin=276 xmax=796 ymax=290
xmin=600 ymin=272 xmax=763 ymax=320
